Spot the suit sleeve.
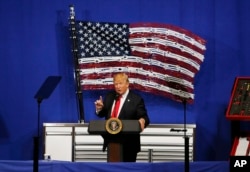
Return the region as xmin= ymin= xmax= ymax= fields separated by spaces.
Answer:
xmin=136 ymin=97 xmax=150 ymax=128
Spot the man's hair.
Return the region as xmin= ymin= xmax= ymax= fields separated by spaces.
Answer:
xmin=113 ymin=72 xmax=129 ymax=83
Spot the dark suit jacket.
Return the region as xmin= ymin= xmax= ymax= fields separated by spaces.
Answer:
xmin=97 ymin=90 xmax=150 ymax=153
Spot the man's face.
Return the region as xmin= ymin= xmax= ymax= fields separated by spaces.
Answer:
xmin=113 ymin=75 xmax=129 ymax=95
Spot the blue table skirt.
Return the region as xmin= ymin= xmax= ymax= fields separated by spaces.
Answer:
xmin=0 ymin=160 xmax=229 ymax=172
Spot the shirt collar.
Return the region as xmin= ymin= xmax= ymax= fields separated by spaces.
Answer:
xmin=121 ymin=89 xmax=129 ymax=99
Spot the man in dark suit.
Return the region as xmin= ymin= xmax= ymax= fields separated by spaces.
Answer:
xmin=94 ymin=72 xmax=150 ymax=162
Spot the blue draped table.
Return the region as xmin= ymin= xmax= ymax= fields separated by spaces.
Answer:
xmin=0 ymin=160 xmax=229 ymax=172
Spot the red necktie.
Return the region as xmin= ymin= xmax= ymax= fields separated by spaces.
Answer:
xmin=111 ymin=96 xmax=121 ymax=118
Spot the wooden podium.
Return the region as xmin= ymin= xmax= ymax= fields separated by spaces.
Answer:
xmin=88 ymin=119 xmax=141 ymax=162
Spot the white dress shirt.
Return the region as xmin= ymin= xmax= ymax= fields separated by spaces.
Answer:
xmin=111 ymin=89 xmax=129 ymax=118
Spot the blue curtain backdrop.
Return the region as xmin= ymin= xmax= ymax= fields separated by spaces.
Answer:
xmin=0 ymin=0 xmax=249 ymax=161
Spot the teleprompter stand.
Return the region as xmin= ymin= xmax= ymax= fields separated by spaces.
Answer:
xmin=183 ymin=100 xmax=190 ymax=172
xmin=33 ymin=76 xmax=61 ymax=172
xmin=170 ymin=99 xmax=190 ymax=172
xmin=88 ymin=120 xmax=141 ymax=162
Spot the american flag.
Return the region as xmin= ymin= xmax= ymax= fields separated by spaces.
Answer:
xmin=75 ymin=21 xmax=206 ymax=103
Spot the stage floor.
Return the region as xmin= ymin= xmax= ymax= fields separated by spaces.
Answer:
xmin=0 ymin=160 xmax=229 ymax=172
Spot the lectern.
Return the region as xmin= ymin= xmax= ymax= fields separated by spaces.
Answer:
xmin=88 ymin=119 xmax=141 ymax=162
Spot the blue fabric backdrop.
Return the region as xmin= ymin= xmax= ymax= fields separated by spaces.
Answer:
xmin=0 ymin=0 xmax=249 ymax=161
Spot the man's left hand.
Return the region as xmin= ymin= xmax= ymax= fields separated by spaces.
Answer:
xmin=138 ymin=118 xmax=145 ymax=131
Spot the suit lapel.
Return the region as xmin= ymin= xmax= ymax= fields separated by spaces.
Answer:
xmin=118 ymin=92 xmax=131 ymax=119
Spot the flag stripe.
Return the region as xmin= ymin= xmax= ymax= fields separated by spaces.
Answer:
xmin=78 ymin=64 xmax=195 ymax=90
xmin=131 ymin=48 xmax=200 ymax=73
xmin=129 ymin=34 xmax=205 ymax=63
xmin=78 ymin=56 xmax=195 ymax=81
xmin=130 ymin=23 xmax=206 ymax=50
xmin=81 ymin=78 xmax=194 ymax=100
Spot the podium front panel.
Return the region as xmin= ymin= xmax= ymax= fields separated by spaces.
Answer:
xmin=88 ymin=120 xmax=106 ymax=134
xmin=88 ymin=120 xmax=141 ymax=135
